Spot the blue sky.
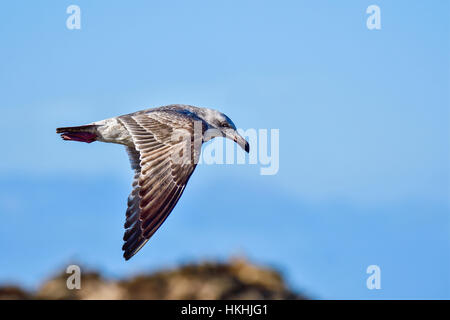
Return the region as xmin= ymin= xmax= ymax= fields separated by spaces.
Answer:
xmin=0 ymin=1 xmax=449 ymax=299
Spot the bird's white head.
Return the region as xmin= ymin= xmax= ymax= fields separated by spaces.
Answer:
xmin=197 ymin=107 xmax=250 ymax=153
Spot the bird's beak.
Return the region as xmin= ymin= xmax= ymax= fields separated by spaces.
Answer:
xmin=223 ymin=128 xmax=250 ymax=153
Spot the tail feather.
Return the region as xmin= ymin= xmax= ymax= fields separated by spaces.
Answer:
xmin=56 ymin=125 xmax=98 ymax=143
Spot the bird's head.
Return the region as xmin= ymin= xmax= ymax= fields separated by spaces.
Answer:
xmin=200 ymin=108 xmax=250 ymax=153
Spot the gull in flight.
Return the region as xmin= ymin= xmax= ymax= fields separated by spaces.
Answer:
xmin=56 ymin=104 xmax=249 ymax=260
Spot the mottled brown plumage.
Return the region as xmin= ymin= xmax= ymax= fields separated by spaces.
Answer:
xmin=57 ymin=104 xmax=249 ymax=260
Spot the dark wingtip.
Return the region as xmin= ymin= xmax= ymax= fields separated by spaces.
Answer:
xmin=122 ymin=243 xmax=134 ymax=261
xmin=123 ymin=249 xmax=136 ymax=261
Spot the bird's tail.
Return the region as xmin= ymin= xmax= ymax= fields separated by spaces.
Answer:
xmin=56 ymin=125 xmax=98 ymax=143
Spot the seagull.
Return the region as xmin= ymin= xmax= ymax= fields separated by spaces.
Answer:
xmin=56 ymin=104 xmax=249 ymax=260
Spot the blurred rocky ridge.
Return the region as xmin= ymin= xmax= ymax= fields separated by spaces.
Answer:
xmin=0 ymin=258 xmax=306 ymax=300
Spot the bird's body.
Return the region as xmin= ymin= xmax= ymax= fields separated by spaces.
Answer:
xmin=57 ymin=104 xmax=249 ymax=260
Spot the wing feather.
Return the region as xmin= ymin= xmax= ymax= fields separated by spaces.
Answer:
xmin=119 ymin=110 xmax=200 ymax=260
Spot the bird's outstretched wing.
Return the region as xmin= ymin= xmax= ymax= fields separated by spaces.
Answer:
xmin=119 ymin=111 xmax=202 ymax=260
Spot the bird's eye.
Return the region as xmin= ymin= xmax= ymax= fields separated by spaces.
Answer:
xmin=221 ymin=122 xmax=230 ymax=128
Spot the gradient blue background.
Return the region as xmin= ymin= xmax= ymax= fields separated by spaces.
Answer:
xmin=0 ymin=1 xmax=448 ymax=299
